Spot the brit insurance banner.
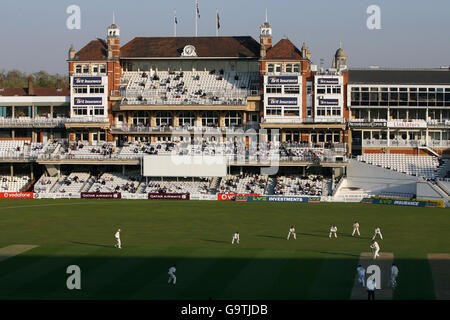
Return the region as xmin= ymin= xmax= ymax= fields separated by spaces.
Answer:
xmin=267 ymin=76 xmax=299 ymax=85
xmin=74 ymin=97 xmax=103 ymax=105
xmin=73 ymin=77 xmax=102 ymax=85
xmin=318 ymin=98 xmax=339 ymax=106
xmin=361 ymin=197 xmax=444 ymax=208
xmin=234 ymin=195 xmax=321 ymax=203
xmin=0 ymin=192 xmax=34 ymax=199
xmin=148 ymin=193 xmax=190 ymax=200
xmin=318 ymin=78 xmax=339 ymax=85
xmin=81 ymin=192 xmax=122 ymax=199
xmin=267 ymin=97 xmax=298 ymax=105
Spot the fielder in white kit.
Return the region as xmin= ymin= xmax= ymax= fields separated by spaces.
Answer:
xmin=352 ymin=221 xmax=360 ymax=237
xmin=370 ymin=240 xmax=380 ymax=259
xmin=356 ymin=264 xmax=366 ymax=287
xmin=232 ymin=232 xmax=240 ymax=245
xmin=114 ymin=229 xmax=121 ymax=249
xmin=287 ymin=226 xmax=296 ymax=240
xmin=168 ymin=265 xmax=176 ymax=285
xmin=372 ymin=227 xmax=383 ymax=240
xmin=329 ymin=225 xmax=338 ymax=238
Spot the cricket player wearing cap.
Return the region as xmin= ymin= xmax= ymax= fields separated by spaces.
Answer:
xmin=287 ymin=226 xmax=296 ymax=240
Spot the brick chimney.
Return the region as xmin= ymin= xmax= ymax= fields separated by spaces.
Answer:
xmin=56 ymin=78 xmax=62 ymax=91
xmin=28 ymin=76 xmax=34 ymax=95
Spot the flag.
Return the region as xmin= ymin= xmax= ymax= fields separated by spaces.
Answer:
xmin=217 ymin=12 xmax=220 ymax=29
xmin=196 ymin=0 xmax=200 ymax=18
xmin=175 ymin=16 xmax=178 ymax=24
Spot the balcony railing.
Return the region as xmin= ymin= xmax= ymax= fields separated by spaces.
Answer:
xmin=65 ymin=117 xmax=110 ymax=123
xmin=0 ymin=117 xmax=67 ymax=128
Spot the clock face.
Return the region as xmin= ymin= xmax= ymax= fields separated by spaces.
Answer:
xmin=182 ymin=45 xmax=197 ymax=57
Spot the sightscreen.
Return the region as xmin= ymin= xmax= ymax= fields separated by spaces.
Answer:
xmin=142 ymin=155 xmax=227 ymax=177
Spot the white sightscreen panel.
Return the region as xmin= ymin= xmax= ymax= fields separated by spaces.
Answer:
xmin=143 ymin=155 xmax=227 ymax=177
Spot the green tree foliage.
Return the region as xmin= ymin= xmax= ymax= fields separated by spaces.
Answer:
xmin=0 ymin=69 xmax=69 ymax=88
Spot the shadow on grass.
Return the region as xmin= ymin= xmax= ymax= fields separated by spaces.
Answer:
xmin=256 ymin=235 xmax=285 ymax=240
xmin=0 ymin=255 xmax=438 ymax=300
xmin=199 ymin=239 xmax=229 ymax=244
xmin=69 ymin=241 xmax=112 ymax=248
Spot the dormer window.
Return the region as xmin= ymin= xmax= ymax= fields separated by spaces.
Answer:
xmin=275 ymin=64 xmax=282 ymax=73
xmin=75 ymin=65 xmax=82 ymax=73
xmin=293 ymin=64 xmax=300 ymax=73
xmin=268 ymin=64 xmax=274 ymax=73
xmin=286 ymin=64 xmax=292 ymax=73
xmin=100 ymin=65 xmax=106 ymax=74
xmin=82 ymin=65 xmax=89 ymax=73
xmin=93 ymin=65 xmax=99 ymax=73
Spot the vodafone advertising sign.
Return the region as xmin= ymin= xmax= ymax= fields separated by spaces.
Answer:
xmin=0 ymin=192 xmax=34 ymax=199
xmin=217 ymin=193 xmax=260 ymax=201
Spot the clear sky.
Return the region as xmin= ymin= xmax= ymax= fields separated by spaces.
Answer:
xmin=1 ymin=0 xmax=449 ymax=74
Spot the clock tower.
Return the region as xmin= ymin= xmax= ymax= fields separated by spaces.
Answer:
xmin=260 ymin=10 xmax=272 ymax=58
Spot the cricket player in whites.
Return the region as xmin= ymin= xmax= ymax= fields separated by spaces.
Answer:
xmin=372 ymin=227 xmax=383 ymax=240
xmin=329 ymin=225 xmax=338 ymax=238
xmin=114 ymin=229 xmax=121 ymax=249
xmin=232 ymin=232 xmax=240 ymax=245
xmin=287 ymin=226 xmax=296 ymax=240
xmin=356 ymin=264 xmax=366 ymax=287
xmin=352 ymin=221 xmax=360 ymax=237
xmin=370 ymin=240 xmax=380 ymax=259
xmin=390 ymin=263 xmax=399 ymax=289
xmin=168 ymin=265 xmax=176 ymax=285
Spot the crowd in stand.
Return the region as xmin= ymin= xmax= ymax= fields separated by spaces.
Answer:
xmin=274 ymin=175 xmax=324 ymax=196
xmin=218 ymin=173 xmax=268 ymax=194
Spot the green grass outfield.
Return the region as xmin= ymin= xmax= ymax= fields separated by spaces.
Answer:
xmin=0 ymin=199 xmax=448 ymax=300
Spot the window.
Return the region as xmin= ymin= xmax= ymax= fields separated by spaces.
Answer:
xmin=201 ymin=111 xmax=219 ymax=127
xmin=94 ymin=108 xmax=105 ymax=116
xmin=100 ymin=65 xmax=106 ymax=73
xmin=307 ymin=83 xmax=313 ymax=95
xmin=293 ymin=64 xmax=300 ymax=72
xmin=75 ymin=65 xmax=82 ymax=73
xmin=132 ymin=111 xmax=150 ymax=126
xmin=332 ymin=87 xmax=341 ymax=94
xmin=266 ymin=86 xmax=282 ymax=94
xmin=224 ymin=111 xmax=242 ymax=126
xmin=90 ymin=86 xmax=105 ymax=94
xmin=73 ymin=106 xmax=88 ymax=115
xmin=275 ymin=65 xmax=282 ymax=73
xmin=268 ymin=64 xmax=274 ymax=73
xmin=178 ymin=111 xmax=196 ymax=127
xmin=73 ymin=87 xmax=87 ymax=94
xmin=93 ymin=65 xmax=99 ymax=73
xmin=82 ymin=65 xmax=89 ymax=73
xmin=317 ymin=87 xmax=326 ymax=94
xmin=286 ymin=64 xmax=292 ymax=73
xmin=155 ymin=111 xmax=173 ymax=127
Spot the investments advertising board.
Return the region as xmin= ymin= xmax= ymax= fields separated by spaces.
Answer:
xmin=234 ymin=195 xmax=321 ymax=203
xmin=72 ymin=77 xmax=103 ymax=85
xmin=267 ymin=97 xmax=298 ymax=105
xmin=267 ymin=76 xmax=299 ymax=85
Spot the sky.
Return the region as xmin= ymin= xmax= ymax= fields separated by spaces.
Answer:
xmin=0 ymin=0 xmax=449 ymax=74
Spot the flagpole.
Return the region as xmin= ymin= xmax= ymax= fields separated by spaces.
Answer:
xmin=216 ymin=9 xmax=218 ymax=37
xmin=195 ymin=0 xmax=198 ymax=37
